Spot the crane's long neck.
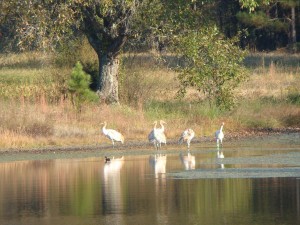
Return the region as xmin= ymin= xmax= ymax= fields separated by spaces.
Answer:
xmin=220 ymin=124 xmax=224 ymax=132
xmin=102 ymin=122 xmax=107 ymax=133
xmin=159 ymin=121 xmax=165 ymax=131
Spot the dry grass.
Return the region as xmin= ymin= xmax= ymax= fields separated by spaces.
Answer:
xmin=233 ymin=61 xmax=300 ymax=129
xmin=0 ymin=52 xmax=300 ymax=149
xmin=237 ymin=62 xmax=300 ymax=99
xmin=0 ymin=97 xmax=224 ymax=149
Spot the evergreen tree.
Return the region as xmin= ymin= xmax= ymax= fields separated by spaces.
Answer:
xmin=68 ymin=62 xmax=98 ymax=112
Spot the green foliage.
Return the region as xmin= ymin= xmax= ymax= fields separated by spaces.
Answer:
xmin=287 ymin=87 xmax=300 ymax=105
xmin=68 ymin=62 xmax=98 ymax=111
xmin=236 ymin=11 xmax=288 ymax=31
xmin=144 ymin=100 xmax=222 ymax=120
xmin=173 ymin=26 xmax=248 ymax=110
xmin=239 ymin=0 xmax=271 ymax=12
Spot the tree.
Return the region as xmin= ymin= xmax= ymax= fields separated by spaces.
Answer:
xmin=1 ymin=0 xmax=141 ymax=104
xmin=68 ymin=61 xmax=98 ymax=112
xmin=137 ymin=0 xmax=247 ymax=109
xmin=1 ymin=0 xmax=250 ymax=109
xmin=79 ymin=1 xmax=140 ymax=104
xmin=237 ymin=0 xmax=299 ymax=52
xmin=174 ymin=27 xmax=247 ymax=109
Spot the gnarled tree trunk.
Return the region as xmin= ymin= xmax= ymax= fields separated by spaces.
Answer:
xmin=98 ymin=54 xmax=120 ymax=104
xmin=80 ymin=1 xmax=139 ymax=104
xmin=290 ymin=6 xmax=297 ymax=53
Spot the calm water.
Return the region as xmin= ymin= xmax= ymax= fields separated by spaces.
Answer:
xmin=0 ymin=133 xmax=300 ymax=225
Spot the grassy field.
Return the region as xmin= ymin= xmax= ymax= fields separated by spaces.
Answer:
xmin=0 ymin=51 xmax=300 ymax=149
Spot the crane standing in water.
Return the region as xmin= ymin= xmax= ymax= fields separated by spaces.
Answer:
xmin=215 ymin=122 xmax=224 ymax=147
xmin=148 ymin=120 xmax=167 ymax=150
xmin=178 ymin=128 xmax=195 ymax=149
xmin=101 ymin=122 xmax=124 ymax=147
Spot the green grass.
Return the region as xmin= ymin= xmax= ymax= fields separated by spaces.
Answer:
xmin=0 ymin=51 xmax=300 ymax=149
xmin=144 ymin=100 xmax=222 ymax=120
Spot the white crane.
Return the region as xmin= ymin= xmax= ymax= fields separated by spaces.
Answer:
xmin=157 ymin=120 xmax=166 ymax=133
xmin=215 ymin=122 xmax=224 ymax=147
xmin=178 ymin=128 xmax=195 ymax=149
xmin=101 ymin=122 xmax=124 ymax=147
xmin=148 ymin=121 xmax=157 ymax=144
xmin=148 ymin=120 xmax=167 ymax=150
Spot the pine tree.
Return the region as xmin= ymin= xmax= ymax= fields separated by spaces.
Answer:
xmin=68 ymin=61 xmax=98 ymax=112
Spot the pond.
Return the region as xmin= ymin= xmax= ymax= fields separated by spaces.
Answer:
xmin=0 ymin=133 xmax=300 ymax=225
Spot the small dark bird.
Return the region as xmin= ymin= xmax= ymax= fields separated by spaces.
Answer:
xmin=104 ymin=156 xmax=111 ymax=163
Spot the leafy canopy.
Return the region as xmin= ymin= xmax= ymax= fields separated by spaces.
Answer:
xmin=174 ymin=26 xmax=248 ymax=110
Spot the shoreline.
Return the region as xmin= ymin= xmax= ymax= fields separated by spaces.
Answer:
xmin=1 ymin=127 xmax=299 ymax=154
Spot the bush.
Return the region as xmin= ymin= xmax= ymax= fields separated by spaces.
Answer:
xmin=287 ymin=87 xmax=300 ymax=105
xmin=68 ymin=62 xmax=98 ymax=112
xmin=173 ymin=26 xmax=248 ymax=110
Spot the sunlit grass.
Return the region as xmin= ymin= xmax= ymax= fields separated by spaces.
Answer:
xmin=0 ymin=51 xmax=300 ymax=149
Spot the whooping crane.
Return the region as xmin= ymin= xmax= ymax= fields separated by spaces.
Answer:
xmin=178 ymin=128 xmax=195 ymax=149
xmin=215 ymin=122 xmax=224 ymax=147
xmin=101 ymin=122 xmax=124 ymax=147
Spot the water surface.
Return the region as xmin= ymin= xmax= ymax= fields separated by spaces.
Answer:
xmin=0 ymin=133 xmax=300 ymax=225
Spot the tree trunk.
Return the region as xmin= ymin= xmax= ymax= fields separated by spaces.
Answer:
xmin=291 ymin=6 xmax=297 ymax=52
xmin=97 ymin=53 xmax=120 ymax=104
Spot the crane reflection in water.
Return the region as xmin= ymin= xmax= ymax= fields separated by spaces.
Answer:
xmin=179 ymin=152 xmax=196 ymax=170
xmin=149 ymin=154 xmax=167 ymax=178
xmin=102 ymin=156 xmax=125 ymax=214
xmin=216 ymin=148 xmax=225 ymax=169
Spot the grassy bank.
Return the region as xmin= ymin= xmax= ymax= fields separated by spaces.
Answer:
xmin=0 ymin=51 xmax=300 ymax=149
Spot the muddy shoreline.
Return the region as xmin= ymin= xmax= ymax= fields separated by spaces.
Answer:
xmin=0 ymin=127 xmax=299 ymax=154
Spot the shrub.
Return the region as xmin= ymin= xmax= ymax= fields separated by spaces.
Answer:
xmin=68 ymin=62 xmax=98 ymax=112
xmin=287 ymin=87 xmax=300 ymax=105
xmin=173 ymin=26 xmax=248 ymax=110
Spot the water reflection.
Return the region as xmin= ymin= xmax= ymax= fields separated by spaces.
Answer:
xmin=297 ymin=178 xmax=300 ymax=220
xmin=180 ymin=152 xmax=196 ymax=170
xmin=216 ymin=150 xmax=225 ymax=169
xmin=0 ymin=133 xmax=299 ymax=225
xmin=102 ymin=156 xmax=124 ymax=214
xmin=149 ymin=154 xmax=167 ymax=178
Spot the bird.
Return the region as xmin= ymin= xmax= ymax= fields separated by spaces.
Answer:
xmin=178 ymin=128 xmax=195 ymax=149
xmin=215 ymin=122 xmax=224 ymax=147
xmin=104 ymin=156 xmax=111 ymax=163
xmin=101 ymin=122 xmax=124 ymax=147
xmin=148 ymin=120 xmax=167 ymax=150
xmin=157 ymin=120 xmax=166 ymax=133
xmin=148 ymin=121 xmax=157 ymax=144
xmin=156 ymin=120 xmax=167 ymax=147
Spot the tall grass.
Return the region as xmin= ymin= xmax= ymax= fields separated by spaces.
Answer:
xmin=0 ymin=50 xmax=300 ymax=149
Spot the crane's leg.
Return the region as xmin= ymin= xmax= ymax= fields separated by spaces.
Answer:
xmin=112 ymin=140 xmax=115 ymax=148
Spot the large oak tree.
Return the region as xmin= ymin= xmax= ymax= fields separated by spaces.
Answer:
xmin=1 ymin=0 xmax=141 ymax=104
xmin=1 ymin=0 xmax=251 ymax=109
